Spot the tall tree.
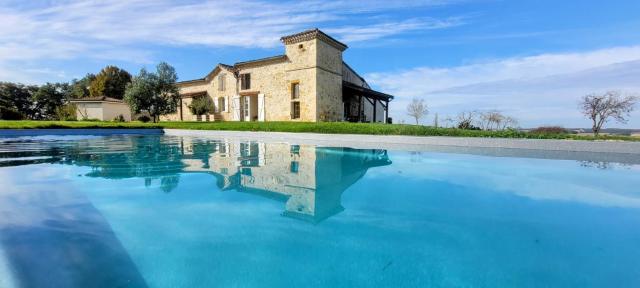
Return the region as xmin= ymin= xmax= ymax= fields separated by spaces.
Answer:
xmin=124 ymin=62 xmax=180 ymax=123
xmin=0 ymin=82 xmax=37 ymax=119
xmin=69 ymin=73 xmax=96 ymax=98
xmin=32 ymin=83 xmax=68 ymax=120
xmin=406 ymin=98 xmax=428 ymax=125
xmin=580 ymin=91 xmax=637 ymax=136
xmin=89 ymin=66 xmax=131 ymax=99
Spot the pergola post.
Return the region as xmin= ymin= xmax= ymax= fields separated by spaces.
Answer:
xmin=385 ymin=100 xmax=389 ymax=123
xmin=358 ymin=95 xmax=363 ymax=122
xmin=373 ymin=100 xmax=377 ymax=123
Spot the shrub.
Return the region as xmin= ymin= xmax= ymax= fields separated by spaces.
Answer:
xmin=188 ymin=96 xmax=214 ymax=117
xmin=54 ymin=104 xmax=77 ymax=121
xmin=137 ymin=115 xmax=151 ymax=123
xmin=457 ymin=120 xmax=480 ymax=130
xmin=529 ymin=126 xmax=569 ymax=135
xmin=113 ymin=114 xmax=126 ymax=122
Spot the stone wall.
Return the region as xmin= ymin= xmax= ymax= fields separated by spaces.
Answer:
xmin=236 ymin=62 xmax=292 ymax=121
xmin=284 ymin=39 xmax=320 ymax=121
xmin=316 ymin=69 xmax=343 ymax=121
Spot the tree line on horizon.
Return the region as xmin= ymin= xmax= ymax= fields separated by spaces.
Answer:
xmin=0 ymin=62 xmax=180 ymax=122
xmin=406 ymin=91 xmax=637 ymax=137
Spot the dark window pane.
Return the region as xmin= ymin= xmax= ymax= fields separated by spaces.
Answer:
xmin=290 ymin=145 xmax=300 ymax=155
xmin=240 ymin=74 xmax=251 ymax=90
xmin=290 ymin=161 xmax=299 ymax=173
xmin=292 ymin=83 xmax=299 ymax=99
xmin=291 ymin=102 xmax=300 ymax=119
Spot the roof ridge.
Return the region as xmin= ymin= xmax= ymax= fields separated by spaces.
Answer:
xmin=280 ymin=28 xmax=347 ymax=51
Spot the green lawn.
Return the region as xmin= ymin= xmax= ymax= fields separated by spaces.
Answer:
xmin=0 ymin=120 xmax=637 ymax=141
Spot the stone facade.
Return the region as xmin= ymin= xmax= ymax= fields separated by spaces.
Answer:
xmin=179 ymin=139 xmax=391 ymax=222
xmin=161 ymin=29 xmax=392 ymax=123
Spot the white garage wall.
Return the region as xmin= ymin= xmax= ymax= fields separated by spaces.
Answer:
xmin=103 ymin=102 xmax=132 ymax=121
xmin=75 ymin=103 xmax=104 ymax=120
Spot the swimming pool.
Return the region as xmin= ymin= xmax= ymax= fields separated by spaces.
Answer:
xmin=0 ymin=134 xmax=639 ymax=287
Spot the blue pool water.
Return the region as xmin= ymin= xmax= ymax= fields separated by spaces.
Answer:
xmin=0 ymin=134 xmax=639 ymax=287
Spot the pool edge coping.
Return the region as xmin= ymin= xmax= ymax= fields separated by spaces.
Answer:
xmin=0 ymin=128 xmax=164 ymax=137
xmin=163 ymin=129 xmax=640 ymax=154
xmin=0 ymin=128 xmax=638 ymax=154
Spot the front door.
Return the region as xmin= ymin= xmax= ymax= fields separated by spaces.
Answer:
xmin=242 ymin=96 xmax=251 ymax=122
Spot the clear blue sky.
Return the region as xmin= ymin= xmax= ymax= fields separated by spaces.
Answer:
xmin=1 ymin=0 xmax=639 ymax=127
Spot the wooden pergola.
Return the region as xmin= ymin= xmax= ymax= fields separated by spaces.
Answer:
xmin=342 ymin=81 xmax=394 ymax=123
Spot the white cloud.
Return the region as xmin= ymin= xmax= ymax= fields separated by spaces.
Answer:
xmin=0 ymin=0 xmax=459 ymax=83
xmin=325 ymin=17 xmax=465 ymax=43
xmin=367 ymin=46 xmax=640 ymax=127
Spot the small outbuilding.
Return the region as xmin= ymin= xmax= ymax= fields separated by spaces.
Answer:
xmin=70 ymin=97 xmax=132 ymax=121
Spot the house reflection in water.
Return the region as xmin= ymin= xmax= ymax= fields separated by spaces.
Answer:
xmin=0 ymin=135 xmax=391 ymax=224
xmin=180 ymin=139 xmax=392 ymax=223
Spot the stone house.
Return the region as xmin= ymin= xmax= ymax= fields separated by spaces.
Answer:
xmin=161 ymin=29 xmax=394 ymax=123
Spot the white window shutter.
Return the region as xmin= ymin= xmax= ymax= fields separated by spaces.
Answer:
xmin=258 ymin=94 xmax=265 ymax=121
xmin=224 ymin=95 xmax=229 ymax=112
xmin=232 ymin=95 xmax=240 ymax=121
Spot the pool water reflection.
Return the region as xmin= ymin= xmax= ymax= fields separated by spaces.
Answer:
xmin=0 ymin=134 xmax=639 ymax=287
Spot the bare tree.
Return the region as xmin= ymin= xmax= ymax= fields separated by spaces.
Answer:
xmin=479 ymin=111 xmax=499 ymax=130
xmin=406 ymin=98 xmax=428 ymax=125
xmin=477 ymin=110 xmax=518 ymax=130
xmin=501 ymin=116 xmax=519 ymax=130
xmin=580 ymin=91 xmax=637 ymax=136
xmin=456 ymin=111 xmax=477 ymax=129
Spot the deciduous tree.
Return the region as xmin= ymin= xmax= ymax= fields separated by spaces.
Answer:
xmin=0 ymin=82 xmax=37 ymax=119
xmin=69 ymin=73 xmax=96 ymax=98
xmin=580 ymin=91 xmax=637 ymax=136
xmin=89 ymin=66 xmax=131 ymax=99
xmin=32 ymin=83 xmax=68 ymax=120
xmin=124 ymin=62 xmax=180 ymax=123
xmin=406 ymin=98 xmax=428 ymax=125
xmin=456 ymin=111 xmax=479 ymax=130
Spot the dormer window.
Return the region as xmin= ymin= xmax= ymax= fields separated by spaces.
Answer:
xmin=240 ymin=73 xmax=251 ymax=90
